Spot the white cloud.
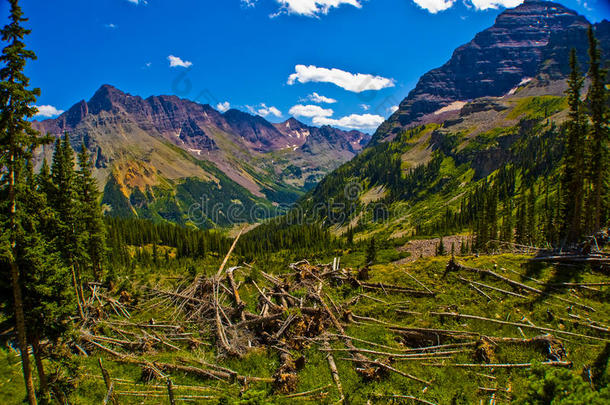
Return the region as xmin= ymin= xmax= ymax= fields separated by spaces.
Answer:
xmin=305 ymin=92 xmax=337 ymax=104
xmin=126 ymin=0 xmax=147 ymax=4
xmin=105 ymin=23 xmax=117 ymax=29
xmin=388 ymin=105 xmax=399 ymax=113
xmin=411 ymin=0 xmax=455 ymax=13
xmin=217 ymin=101 xmax=231 ymax=112
xmin=33 ymin=105 xmax=64 ymax=118
xmin=288 ymin=65 xmax=395 ymax=93
xmin=273 ymin=0 xmax=362 ymax=17
xmin=289 ymin=104 xmax=334 ymax=118
xmin=410 ymin=0 xmax=522 ymax=13
xmin=167 ymin=55 xmax=193 ymax=68
xmin=144 ymin=62 xmax=152 ymax=68
xmin=360 ymin=104 xmax=370 ymax=111
xmin=313 ymin=113 xmax=385 ymax=131
xmin=241 ymin=0 xmax=258 ymax=6
xmin=249 ymin=103 xmax=282 ymax=118
xmin=468 ymin=0 xmax=522 ymax=10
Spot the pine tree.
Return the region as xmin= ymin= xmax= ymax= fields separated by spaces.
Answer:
xmin=76 ymin=143 xmax=106 ymax=281
xmin=0 ymin=1 xmax=46 ymax=402
xmin=17 ymin=162 xmax=73 ymax=403
xmin=515 ymin=188 xmax=528 ymax=245
xmin=346 ymin=226 xmax=354 ymax=246
xmin=560 ymin=49 xmax=587 ymax=245
xmin=460 ymin=238 xmax=467 ymax=255
xmin=487 ymin=186 xmax=498 ymax=249
xmin=500 ymin=199 xmax=513 ymax=243
xmin=365 ymin=237 xmax=376 ymax=265
xmin=527 ymin=185 xmax=537 ymax=245
xmin=437 ymin=235 xmax=446 ymax=256
xmin=50 ymin=134 xmax=85 ymax=317
xmin=585 ymin=26 xmax=608 ymax=231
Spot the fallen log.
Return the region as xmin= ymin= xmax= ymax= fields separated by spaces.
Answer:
xmin=447 ymin=259 xmax=596 ymax=311
xmin=403 ymin=311 xmax=609 ymax=342
xmin=322 ymin=340 xmax=344 ymax=403
xmin=82 ymin=335 xmax=273 ymax=384
xmin=422 ymin=361 xmax=572 ymax=368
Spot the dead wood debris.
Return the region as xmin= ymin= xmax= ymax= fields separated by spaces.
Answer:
xmin=72 ymin=251 xmax=605 ymax=401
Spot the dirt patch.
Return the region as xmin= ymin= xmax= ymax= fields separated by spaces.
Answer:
xmin=394 ymin=235 xmax=472 ymax=264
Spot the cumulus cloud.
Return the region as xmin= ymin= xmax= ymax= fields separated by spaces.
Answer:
xmin=33 ymin=105 xmax=64 ymax=118
xmin=273 ymin=0 xmax=362 ymax=17
xmin=126 ymin=0 xmax=147 ymax=4
xmin=241 ymin=0 xmax=258 ymax=6
xmin=105 ymin=23 xmax=117 ymax=29
xmin=248 ymin=103 xmax=282 ymax=118
xmin=313 ymin=113 xmax=385 ymax=131
xmin=388 ymin=105 xmax=399 ymax=114
xmin=217 ymin=101 xmax=231 ymax=112
xmin=305 ymin=92 xmax=337 ymax=104
xmin=411 ymin=0 xmax=455 ymax=13
xmin=167 ymin=55 xmax=193 ymax=68
xmin=468 ymin=0 xmax=523 ymax=10
xmin=289 ymin=104 xmax=334 ymax=118
xmin=288 ymin=65 xmax=395 ymax=93
xmin=360 ymin=104 xmax=370 ymax=111
xmin=411 ymin=0 xmax=522 ymax=13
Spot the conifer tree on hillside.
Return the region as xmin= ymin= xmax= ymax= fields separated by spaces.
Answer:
xmin=585 ymin=26 xmax=608 ymax=231
xmin=526 ymin=185 xmax=537 ymax=245
xmin=50 ymin=134 xmax=85 ymax=317
xmin=515 ymin=188 xmax=528 ymax=245
xmin=560 ymin=49 xmax=587 ymax=245
xmin=76 ymin=143 xmax=106 ymax=281
xmin=365 ymin=237 xmax=377 ymax=265
xmin=18 ymin=162 xmax=73 ymax=403
xmin=0 ymin=1 xmax=46 ymax=402
xmin=500 ymin=200 xmax=514 ymax=243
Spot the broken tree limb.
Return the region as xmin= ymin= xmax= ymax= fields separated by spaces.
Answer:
xmin=455 ymin=275 xmax=527 ymax=298
xmin=447 ymin=259 xmax=596 ymax=311
xmin=98 ymin=358 xmax=119 ymax=405
xmin=83 ymin=335 xmax=273 ymax=384
xmin=422 ymin=361 xmax=572 ymax=368
xmin=416 ymin=311 xmax=609 ymax=342
xmin=322 ymin=340 xmax=344 ymax=403
xmin=226 ymin=266 xmax=246 ymax=322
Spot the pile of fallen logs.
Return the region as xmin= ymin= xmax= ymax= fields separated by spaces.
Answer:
xmin=73 ymin=231 xmax=608 ymax=403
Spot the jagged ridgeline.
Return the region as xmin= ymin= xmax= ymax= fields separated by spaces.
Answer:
xmin=32 ymin=86 xmax=369 ymax=227
xmin=300 ymin=0 xmax=610 ymax=248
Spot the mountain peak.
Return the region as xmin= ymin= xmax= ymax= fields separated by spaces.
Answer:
xmin=371 ymin=0 xmax=591 ymax=144
xmin=87 ymin=84 xmax=133 ymax=114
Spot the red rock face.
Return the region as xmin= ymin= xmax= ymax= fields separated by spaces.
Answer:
xmin=371 ymin=0 xmax=606 ymax=144
xmin=34 ymin=84 xmax=369 ymax=156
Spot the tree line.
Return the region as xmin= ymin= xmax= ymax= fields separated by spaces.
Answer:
xmin=424 ymin=28 xmax=608 ymax=252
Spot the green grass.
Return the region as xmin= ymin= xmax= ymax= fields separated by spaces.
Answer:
xmin=506 ymin=96 xmax=568 ymax=120
xmin=2 ymin=252 xmax=607 ymax=404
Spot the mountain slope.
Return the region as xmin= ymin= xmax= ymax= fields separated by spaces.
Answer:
xmin=303 ymin=0 xmax=608 ymax=238
xmin=33 ymin=86 xmax=369 ymax=226
xmin=371 ymin=0 xmax=607 ymax=144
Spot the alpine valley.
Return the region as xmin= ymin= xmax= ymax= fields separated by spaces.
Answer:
xmin=303 ymin=0 xmax=610 ymax=242
xmin=32 ymin=85 xmax=369 ymax=226
xmin=2 ymin=1 xmax=610 ymax=404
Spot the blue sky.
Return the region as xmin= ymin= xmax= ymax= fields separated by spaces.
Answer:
xmin=2 ymin=0 xmax=608 ymax=132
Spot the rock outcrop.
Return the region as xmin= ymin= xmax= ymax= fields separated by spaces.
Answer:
xmin=371 ymin=0 xmax=606 ymax=144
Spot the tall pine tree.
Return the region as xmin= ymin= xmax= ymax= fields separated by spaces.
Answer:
xmin=585 ymin=26 xmax=608 ymax=231
xmin=50 ymin=134 xmax=85 ymax=317
xmin=0 ymin=1 xmax=46 ymax=402
xmin=76 ymin=143 xmax=106 ymax=281
xmin=560 ymin=49 xmax=587 ymax=245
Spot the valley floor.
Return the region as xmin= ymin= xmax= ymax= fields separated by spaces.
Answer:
xmin=1 ymin=252 xmax=609 ymax=404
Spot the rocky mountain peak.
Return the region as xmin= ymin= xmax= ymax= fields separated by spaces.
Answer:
xmin=370 ymin=0 xmax=593 ymax=144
